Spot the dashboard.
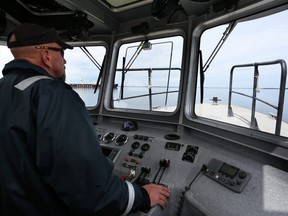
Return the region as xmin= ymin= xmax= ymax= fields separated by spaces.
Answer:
xmin=94 ymin=119 xmax=288 ymax=216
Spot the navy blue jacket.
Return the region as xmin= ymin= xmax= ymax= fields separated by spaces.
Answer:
xmin=0 ymin=60 xmax=150 ymax=216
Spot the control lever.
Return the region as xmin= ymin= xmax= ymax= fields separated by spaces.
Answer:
xmin=157 ymin=159 xmax=170 ymax=185
xmin=177 ymin=164 xmax=208 ymax=216
xmin=152 ymin=159 xmax=170 ymax=185
xmin=134 ymin=166 xmax=151 ymax=185
xmin=152 ymin=159 xmax=164 ymax=183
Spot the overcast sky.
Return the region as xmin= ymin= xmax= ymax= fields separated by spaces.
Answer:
xmin=200 ymin=9 xmax=288 ymax=89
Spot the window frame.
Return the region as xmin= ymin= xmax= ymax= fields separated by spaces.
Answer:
xmin=104 ymin=29 xmax=185 ymax=116
xmin=65 ymin=41 xmax=108 ymax=109
xmin=185 ymin=3 xmax=288 ymax=144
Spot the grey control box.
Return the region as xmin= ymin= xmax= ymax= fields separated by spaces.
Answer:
xmin=204 ymin=158 xmax=251 ymax=193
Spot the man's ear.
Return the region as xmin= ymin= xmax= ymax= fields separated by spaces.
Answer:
xmin=41 ymin=49 xmax=52 ymax=68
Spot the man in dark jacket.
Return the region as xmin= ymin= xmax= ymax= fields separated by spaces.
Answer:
xmin=0 ymin=23 xmax=170 ymax=216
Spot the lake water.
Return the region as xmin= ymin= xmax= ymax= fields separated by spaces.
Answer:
xmin=73 ymin=87 xmax=288 ymax=123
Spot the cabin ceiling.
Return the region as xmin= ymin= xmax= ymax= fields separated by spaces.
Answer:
xmin=0 ymin=0 xmax=262 ymax=41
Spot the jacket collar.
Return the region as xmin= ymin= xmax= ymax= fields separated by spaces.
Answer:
xmin=2 ymin=59 xmax=51 ymax=78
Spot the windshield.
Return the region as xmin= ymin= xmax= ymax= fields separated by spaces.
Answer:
xmin=196 ymin=9 xmax=288 ymax=137
xmin=112 ymin=35 xmax=183 ymax=112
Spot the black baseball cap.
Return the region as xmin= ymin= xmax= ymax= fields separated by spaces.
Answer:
xmin=7 ymin=23 xmax=73 ymax=49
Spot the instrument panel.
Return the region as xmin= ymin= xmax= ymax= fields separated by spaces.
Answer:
xmin=97 ymin=126 xmax=200 ymax=186
xmin=93 ymin=120 xmax=288 ymax=216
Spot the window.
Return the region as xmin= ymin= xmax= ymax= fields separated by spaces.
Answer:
xmin=65 ymin=46 xmax=106 ymax=107
xmin=113 ymin=36 xmax=183 ymax=112
xmin=196 ymin=9 xmax=288 ymax=137
xmin=0 ymin=45 xmax=13 ymax=78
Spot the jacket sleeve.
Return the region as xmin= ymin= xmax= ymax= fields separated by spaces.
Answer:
xmin=35 ymin=84 xmax=150 ymax=215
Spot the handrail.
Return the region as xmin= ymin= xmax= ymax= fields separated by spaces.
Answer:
xmin=228 ymin=59 xmax=287 ymax=135
xmin=115 ymin=67 xmax=181 ymax=111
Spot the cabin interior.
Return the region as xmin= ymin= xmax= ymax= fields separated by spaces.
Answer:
xmin=1 ymin=0 xmax=288 ymax=215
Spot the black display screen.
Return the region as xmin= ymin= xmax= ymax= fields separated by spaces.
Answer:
xmin=219 ymin=163 xmax=239 ymax=178
xmin=101 ymin=146 xmax=112 ymax=157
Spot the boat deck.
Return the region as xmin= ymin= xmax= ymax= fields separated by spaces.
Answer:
xmin=195 ymin=104 xmax=288 ymax=137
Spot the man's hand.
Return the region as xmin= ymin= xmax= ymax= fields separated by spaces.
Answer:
xmin=143 ymin=184 xmax=170 ymax=208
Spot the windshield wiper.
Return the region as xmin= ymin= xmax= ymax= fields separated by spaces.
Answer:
xmin=199 ymin=21 xmax=236 ymax=103
xmin=120 ymin=41 xmax=144 ymax=99
xmin=199 ymin=50 xmax=204 ymax=104
xmin=202 ymin=21 xmax=236 ymax=72
xmin=120 ymin=57 xmax=126 ymax=99
xmin=79 ymin=46 xmax=105 ymax=94
xmin=94 ymin=55 xmax=106 ymax=94
xmin=80 ymin=46 xmax=101 ymax=70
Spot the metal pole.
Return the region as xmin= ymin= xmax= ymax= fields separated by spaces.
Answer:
xmin=148 ymin=69 xmax=152 ymax=111
xmin=250 ymin=65 xmax=259 ymax=130
xmin=228 ymin=66 xmax=234 ymax=117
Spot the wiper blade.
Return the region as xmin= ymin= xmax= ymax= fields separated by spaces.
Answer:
xmin=94 ymin=55 xmax=106 ymax=94
xmin=199 ymin=21 xmax=236 ymax=103
xmin=120 ymin=57 xmax=126 ymax=99
xmin=80 ymin=46 xmax=101 ymax=70
xmin=79 ymin=46 xmax=104 ymax=94
xmin=203 ymin=21 xmax=236 ymax=72
xmin=199 ymin=50 xmax=204 ymax=104
xmin=120 ymin=41 xmax=144 ymax=99
xmin=124 ymin=41 xmax=144 ymax=72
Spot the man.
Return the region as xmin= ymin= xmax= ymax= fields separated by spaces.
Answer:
xmin=0 ymin=23 xmax=170 ymax=216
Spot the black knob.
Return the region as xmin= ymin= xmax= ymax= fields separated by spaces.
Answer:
xmin=141 ymin=167 xmax=151 ymax=173
xmin=160 ymin=159 xmax=170 ymax=167
xmin=141 ymin=143 xmax=150 ymax=151
xmin=238 ymin=171 xmax=247 ymax=179
xmin=131 ymin=141 xmax=140 ymax=149
xmin=128 ymin=150 xmax=134 ymax=156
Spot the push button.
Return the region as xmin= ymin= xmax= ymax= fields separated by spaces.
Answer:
xmin=238 ymin=171 xmax=247 ymax=179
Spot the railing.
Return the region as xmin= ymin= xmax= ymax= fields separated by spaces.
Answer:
xmin=228 ymin=59 xmax=287 ymax=135
xmin=116 ymin=67 xmax=181 ymax=111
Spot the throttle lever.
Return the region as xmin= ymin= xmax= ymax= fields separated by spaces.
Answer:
xmin=134 ymin=166 xmax=151 ymax=185
xmin=152 ymin=159 xmax=164 ymax=183
xmin=157 ymin=159 xmax=170 ymax=184
xmin=152 ymin=159 xmax=170 ymax=184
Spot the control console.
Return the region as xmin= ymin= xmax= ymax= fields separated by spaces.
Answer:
xmin=204 ymin=158 xmax=251 ymax=193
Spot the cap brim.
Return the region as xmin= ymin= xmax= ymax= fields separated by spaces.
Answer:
xmin=7 ymin=23 xmax=74 ymax=49
xmin=57 ymin=40 xmax=73 ymax=49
